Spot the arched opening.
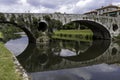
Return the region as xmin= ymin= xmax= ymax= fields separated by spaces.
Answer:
xmin=62 ymin=20 xmax=111 ymax=40
xmin=38 ymin=22 xmax=48 ymax=32
xmin=112 ymin=24 xmax=118 ymax=31
xmin=0 ymin=21 xmax=36 ymax=43
xmin=111 ymin=47 xmax=117 ymax=55
xmin=38 ymin=54 xmax=48 ymax=64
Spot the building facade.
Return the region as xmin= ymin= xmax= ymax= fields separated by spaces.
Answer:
xmin=102 ymin=9 xmax=120 ymax=17
xmin=84 ymin=4 xmax=120 ymax=17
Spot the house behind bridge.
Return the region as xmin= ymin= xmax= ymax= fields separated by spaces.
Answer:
xmin=84 ymin=4 xmax=120 ymax=17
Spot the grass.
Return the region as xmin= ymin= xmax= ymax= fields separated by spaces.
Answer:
xmin=0 ymin=32 xmax=3 ymax=39
xmin=53 ymin=30 xmax=93 ymax=35
xmin=52 ymin=29 xmax=93 ymax=42
xmin=0 ymin=42 xmax=22 ymax=80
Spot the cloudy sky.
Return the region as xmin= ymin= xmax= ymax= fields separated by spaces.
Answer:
xmin=0 ymin=0 xmax=120 ymax=14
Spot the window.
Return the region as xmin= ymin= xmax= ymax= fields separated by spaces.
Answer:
xmin=112 ymin=24 xmax=118 ymax=31
xmin=109 ymin=12 xmax=117 ymax=17
xmin=103 ymin=9 xmax=104 ymax=12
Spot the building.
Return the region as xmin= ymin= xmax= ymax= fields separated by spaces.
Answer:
xmin=84 ymin=4 xmax=120 ymax=17
xmin=84 ymin=10 xmax=97 ymax=15
xmin=102 ymin=9 xmax=120 ymax=17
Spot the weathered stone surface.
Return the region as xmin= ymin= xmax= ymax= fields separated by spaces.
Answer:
xmin=0 ymin=13 xmax=120 ymax=42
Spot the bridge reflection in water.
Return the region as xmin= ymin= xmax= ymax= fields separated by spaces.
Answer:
xmin=17 ymin=38 xmax=112 ymax=72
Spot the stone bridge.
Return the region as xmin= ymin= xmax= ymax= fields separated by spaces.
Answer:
xmin=0 ymin=13 xmax=120 ymax=43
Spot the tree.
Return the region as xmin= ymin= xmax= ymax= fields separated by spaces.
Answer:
xmin=80 ymin=25 xmax=88 ymax=30
xmin=10 ymin=14 xmax=16 ymax=23
xmin=43 ymin=15 xmax=63 ymax=32
xmin=52 ymin=19 xmax=63 ymax=30
xmin=43 ymin=15 xmax=51 ymax=22
xmin=0 ymin=13 xmax=6 ymax=21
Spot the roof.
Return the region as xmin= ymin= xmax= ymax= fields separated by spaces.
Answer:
xmin=96 ymin=4 xmax=119 ymax=10
xmin=84 ymin=10 xmax=97 ymax=14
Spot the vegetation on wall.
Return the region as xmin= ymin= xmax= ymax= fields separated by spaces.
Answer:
xmin=0 ymin=13 xmax=6 ymax=21
xmin=43 ymin=15 xmax=63 ymax=32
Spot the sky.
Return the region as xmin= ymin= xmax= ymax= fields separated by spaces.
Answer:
xmin=0 ymin=0 xmax=120 ymax=14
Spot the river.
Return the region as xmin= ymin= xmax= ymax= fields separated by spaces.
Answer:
xmin=5 ymin=35 xmax=120 ymax=80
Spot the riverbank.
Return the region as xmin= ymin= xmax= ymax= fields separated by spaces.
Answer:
xmin=52 ymin=29 xmax=93 ymax=42
xmin=0 ymin=42 xmax=22 ymax=80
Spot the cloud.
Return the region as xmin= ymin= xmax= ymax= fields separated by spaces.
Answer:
xmin=27 ymin=0 xmax=40 ymax=7
xmin=73 ymin=0 xmax=107 ymax=13
xmin=0 ymin=0 xmax=120 ymax=13
xmin=27 ymin=0 xmax=59 ymax=9
xmin=5 ymin=35 xmax=28 ymax=56
xmin=87 ymin=64 xmax=118 ymax=72
xmin=27 ymin=0 xmax=79 ymax=10
xmin=0 ymin=0 xmax=18 ymax=5
xmin=31 ymin=68 xmax=91 ymax=80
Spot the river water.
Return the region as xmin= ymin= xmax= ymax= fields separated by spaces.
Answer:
xmin=5 ymin=35 xmax=120 ymax=80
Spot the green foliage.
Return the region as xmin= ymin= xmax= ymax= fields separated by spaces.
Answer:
xmin=43 ymin=15 xmax=63 ymax=33
xmin=63 ymin=22 xmax=75 ymax=29
xmin=0 ymin=32 xmax=3 ymax=38
xmin=34 ymin=31 xmax=39 ymax=38
xmin=43 ymin=15 xmax=51 ymax=21
xmin=114 ymin=34 xmax=120 ymax=40
xmin=51 ymin=19 xmax=63 ymax=30
xmin=10 ymin=14 xmax=16 ymax=23
xmin=0 ymin=24 xmax=21 ymax=42
xmin=17 ymin=15 xmax=25 ymax=26
xmin=30 ymin=17 xmax=39 ymax=38
xmin=53 ymin=30 xmax=93 ymax=36
xmin=52 ymin=30 xmax=93 ymax=42
xmin=0 ymin=13 xmax=6 ymax=21
xmin=80 ymin=25 xmax=89 ymax=29
xmin=31 ymin=17 xmax=39 ymax=29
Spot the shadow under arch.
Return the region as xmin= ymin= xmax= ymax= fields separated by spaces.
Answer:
xmin=65 ymin=20 xmax=111 ymax=40
xmin=0 ymin=21 xmax=36 ymax=43
xmin=61 ymin=40 xmax=111 ymax=62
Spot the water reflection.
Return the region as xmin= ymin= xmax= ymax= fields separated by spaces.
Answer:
xmin=30 ymin=63 xmax=120 ymax=80
xmin=5 ymin=36 xmax=28 ymax=56
xmin=17 ymin=39 xmax=110 ymax=72
xmin=5 ymin=36 xmax=120 ymax=80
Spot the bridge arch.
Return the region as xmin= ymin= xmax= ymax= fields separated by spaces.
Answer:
xmin=0 ymin=21 xmax=36 ymax=43
xmin=38 ymin=21 xmax=48 ymax=32
xmin=65 ymin=20 xmax=111 ymax=40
